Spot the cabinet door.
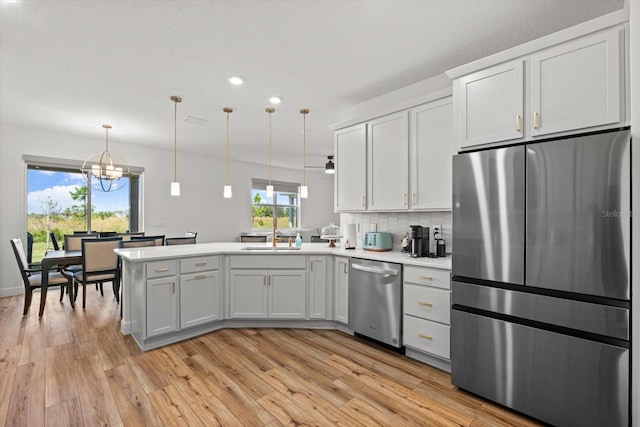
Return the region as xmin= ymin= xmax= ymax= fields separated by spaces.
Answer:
xmin=334 ymin=124 xmax=367 ymax=211
xmin=146 ymin=276 xmax=177 ymax=337
xmin=410 ymin=98 xmax=453 ymax=210
xmin=308 ymin=257 xmax=327 ymax=319
xmin=368 ymin=112 xmax=409 ymax=210
xmin=229 ymin=270 xmax=268 ymax=318
xmin=268 ymin=270 xmax=306 ymax=319
xmin=457 ymin=59 xmax=524 ymax=149
xmin=333 ymin=257 xmax=349 ymax=324
xmin=530 ymin=27 xmax=621 ymax=137
xmin=180 ymin=270 xmax=219 ymax=329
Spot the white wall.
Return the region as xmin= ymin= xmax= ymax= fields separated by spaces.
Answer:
xmin=0 ymin=124 xmax=337 ymax=296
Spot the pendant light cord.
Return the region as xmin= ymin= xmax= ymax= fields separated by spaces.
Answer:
xmin=225 ymin=109 xmax=231 ymax=185
xmin=266 ymin=108 xmax=274 ymax=185
xmin=174 ymin=99 xmax=178 ymax=182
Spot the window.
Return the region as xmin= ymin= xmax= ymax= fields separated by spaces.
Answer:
xmin=251 ymin=179 xmax=300 ymax=230
xmin=24 ymin=156 xmax=142 ymax=263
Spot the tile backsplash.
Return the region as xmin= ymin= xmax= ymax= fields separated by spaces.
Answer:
xmin=339 ymin=211 xmax=452 ymax=253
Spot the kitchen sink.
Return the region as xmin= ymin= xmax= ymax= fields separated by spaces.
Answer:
xmin=241 ymin=246 xmax=302 ymax=251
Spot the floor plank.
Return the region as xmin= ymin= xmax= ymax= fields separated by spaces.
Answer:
xmin=0 ymin=289 xmax=543 ymax=427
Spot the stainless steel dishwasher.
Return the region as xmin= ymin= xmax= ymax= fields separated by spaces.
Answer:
xmin=349 ymin=259 xmax=402 ymax=348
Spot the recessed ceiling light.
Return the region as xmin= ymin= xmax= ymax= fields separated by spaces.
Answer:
xmin=227 ymin=76 xmax=244 ymax=86
xmin=269 ymin=96 xmax=282 ymax=105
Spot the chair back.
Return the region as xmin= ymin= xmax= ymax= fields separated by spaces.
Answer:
xmin=240 ymin=235 xmax=267 ymax=243
xmin=133 ymin=235 xmax=164 ymax=246
xmin=165 ymin=236 xmax=196 ymax=245
xmin=185 ymin=231 xmax=198 ymax=238
xmin=10 ymin=238 xmax=30 ymax=282
xmin=64 ymin=233 xmax=98 ymax=251
xmin=117 ymin=232 xmax=145 ymax=241
xmin=49 ymin=232 xmax=60 ymax=250
xmin=82 ymin=238 xmax=121 ymax=274
xmin=98 ymin=231 xmax=117 ymax=238
xmin=118 ymin=239 xmax=156 ymax=249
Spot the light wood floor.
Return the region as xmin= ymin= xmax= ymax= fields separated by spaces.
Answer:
xmin=0 ymin=286 xmax=543 ymax=427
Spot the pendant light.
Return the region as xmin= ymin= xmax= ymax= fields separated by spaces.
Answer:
xmin=265 ymin=107 xmax=275 ymax=198
xmin=223 ymin=107 xmax=233 ymax=198
xmin=170 ymin=95 xmax=182 ymax=196
xmin=81 ymin=124 xmax=130 ymax=192
xmin=299 ymin=108 xmax=309 ymax=198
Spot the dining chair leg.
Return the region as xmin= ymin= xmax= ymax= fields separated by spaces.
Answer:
xmin=68 ymin=280 xmax=75 ymax=309
xmin=38 ymin=286 xmax=48 ymax=317
xmin=23 ymin=288 xmax=33 ymax=315
xmin=59 ymin=283 xmax=65 ymax=301
xmin=83 ymin=283 xmax=87 ymax=309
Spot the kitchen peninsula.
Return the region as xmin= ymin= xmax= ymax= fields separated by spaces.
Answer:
xmin=116 ymin=242 xmax=451 ymax=369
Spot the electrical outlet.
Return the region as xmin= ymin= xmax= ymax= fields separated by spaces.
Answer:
xmin=431 ymin=224 xmax=441 ymax=238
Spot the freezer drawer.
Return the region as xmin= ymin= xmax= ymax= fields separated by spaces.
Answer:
xmin=451 ymin=310 xmax=629 ymax=427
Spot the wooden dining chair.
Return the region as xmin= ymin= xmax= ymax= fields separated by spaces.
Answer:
xmin=10 ymin=238 xmax=73 ymax=316
xmin=132 ymin=235 xmax=164 ymax=246
xmin=71 ymin=237 xmax=122 ymax=309
xmin=185 ymin=231 xmax=197 ymax=238
xmin=165 ymin=236 xmax=196 ymax=245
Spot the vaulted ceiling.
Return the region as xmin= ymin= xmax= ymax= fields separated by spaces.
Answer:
xmin=0 ymin=0 xmax=624 ymax=168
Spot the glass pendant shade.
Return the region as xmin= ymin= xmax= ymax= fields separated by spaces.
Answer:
xmin=266 ymin=184 xmax=274 ymax=198
xmin=223 ymin=185 xmax=232 ymax=198
xmin=300 ymin=185 xmax=308 ymax=198
xmin=171 ymin=181 xmax=181 ymax=196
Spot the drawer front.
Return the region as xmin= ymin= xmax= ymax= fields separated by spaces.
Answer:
xmin=180 ymin=256 xmax=219 ymax=274
xmin=146 ymin=260 xmax=177 ymax=279
xmin=229 ymin=255 xmax=306 ymax=269
xmin=403 ymin=315 xmax=450 ymax=360
xmin=403 ymin=284 xmax=450 ymax=324
xmin=404 ymin=266 xmax=450 ymax=289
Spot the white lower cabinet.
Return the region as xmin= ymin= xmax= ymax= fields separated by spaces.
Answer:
xmin=146 ymin=260 xmax=178 ymax=338
xmin=402 ymin=265 xmax=451 ymax=365
xmin=308 ymin=256 xmax=328 ymax=319
xmin=179 ymin=256 xmax=220 ymax=329
xmin=334 ymin=256 xmax=349 ymax=324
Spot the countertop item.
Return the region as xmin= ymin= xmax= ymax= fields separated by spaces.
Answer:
xmin=115 ymin=242 xmax=452 ymax=270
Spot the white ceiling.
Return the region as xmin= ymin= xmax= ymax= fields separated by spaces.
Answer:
xmin=0 ymin=0 xmax=624 ymax=169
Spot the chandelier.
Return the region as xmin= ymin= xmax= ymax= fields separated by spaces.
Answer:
xmin=81 ymin=124 xmax=130 ymax=192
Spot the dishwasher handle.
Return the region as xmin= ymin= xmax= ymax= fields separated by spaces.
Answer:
xmin=351 ymin=263 xmax=399 ymax=276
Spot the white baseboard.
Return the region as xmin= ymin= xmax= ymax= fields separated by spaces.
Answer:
xmin=0 ymin=287 xmax=24 ymax=298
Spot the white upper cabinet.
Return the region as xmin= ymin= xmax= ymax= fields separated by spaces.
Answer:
xmin=530 ymin=27 xmax=621 ymax=137
xmin=367 ymin=111 xmax=409 ymax=211
xmin=334 ymin=124 xmax=367 ymax=212
xmin=409 ymin=98 xmax=454 ymax=211
xmin=451 ymin=22 xmax=626 ymax=151
xmin=457 ymin=59 xmax=524 ymax=149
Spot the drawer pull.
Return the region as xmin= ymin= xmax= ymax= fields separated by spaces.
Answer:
xmin=155 ymin=267 xmax=169 ymax=272
xmin=418 ymin=301 xmax=433 ymax=307
xmin=412 ymin=193 xmax=416 ymax=205
xmin=195 ymin=262 xmax=207 ymax=267
xmin=418 ymin=333 xmax=432 ymax=340
xmin=515 ymin=114 xmax=521 ymax=132
xmin=403 ymin=193 xmax=407 ymax=205
xmin=533 ymin=111 xmax=539 ymax=129
xmin=361 ymin=195 xmax=366 ymax=206
xmin=195 ymin=275 xmax=206 ymax=280
xmin=264 ymin=275 xmax=267 ymax=285
xmin=418 ymin=275 xmax=433 ymax=280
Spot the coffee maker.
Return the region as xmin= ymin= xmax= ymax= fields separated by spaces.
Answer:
xmin=409 ymin=225 xmax=429 ymax=258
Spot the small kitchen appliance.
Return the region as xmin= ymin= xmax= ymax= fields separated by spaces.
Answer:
xmin=343 ymin=223 xmax=357 ymax=249
xmin=362 ymin=232 xmax=392 ymax=252
xmin=409 ymin=225 xmax=429 ymax=258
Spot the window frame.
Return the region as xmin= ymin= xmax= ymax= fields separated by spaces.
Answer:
xmin=251 ymin=178 xmax=301 ymax=231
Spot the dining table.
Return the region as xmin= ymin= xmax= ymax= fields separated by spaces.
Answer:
xmin=40 ymin=249 xmax=82 ymax=315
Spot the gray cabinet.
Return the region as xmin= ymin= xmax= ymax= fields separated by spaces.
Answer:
xmin=145 ymin=260 xmax=178 ymax=338
xmin=179 ymin=256 xmax=220 ymax=329
xmin=333 ymin=256 xmax=349 ymax=324
xmin=308 ymin=256 xmax=329 ymax=319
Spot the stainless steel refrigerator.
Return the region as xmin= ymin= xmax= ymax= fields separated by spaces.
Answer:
xmin=451 ymin=128 xmax=631 ymax=427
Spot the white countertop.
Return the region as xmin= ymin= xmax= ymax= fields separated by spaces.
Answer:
xmin=115 ymin=242 xmax=451 ymax=270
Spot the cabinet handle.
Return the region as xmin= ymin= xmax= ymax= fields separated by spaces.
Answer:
xmin=412 ymin=193 xmax=416 ymax=205
xmin=171 ymin=282 xmax=175 ymax=294
xmin=516 ymin=114 xmax=521 ymax=132
xmin=418 ymin=333 xmax=433 ymax=340
xmin=361 ymin=195 xmax=366 ymax=206
xmin=344 ymin=263 xmax=348 ymax=274
xmin=195 ymin=275 xmax=206 ymax=280
xmin=418 ymin=301 xmax=433 ymax=307
xmin=403 ymin=193 xmax=407 ymax=205
xmin=418 ymin=275 xmax=433 ymax=280
xmin=195 ymin=262 xmax=207 ymax=267
xmin=155 ymin=267 xmax=169 ymax=272
xmin=533 ymin=111 xmax=539 ymax=129
xmin=268 ymin=275 xmax=272 ymax=286
xmin=310 ymin=261 xmax=314 ymax=272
